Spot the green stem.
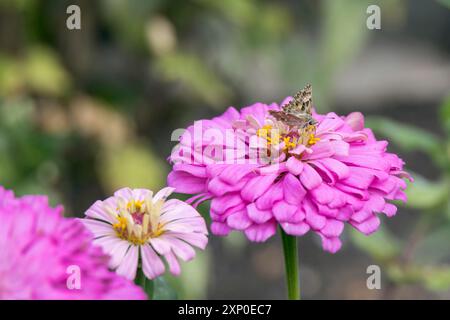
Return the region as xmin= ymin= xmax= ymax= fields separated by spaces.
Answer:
xmin=135 ymin=267 xmax=154 ymax=299
xmin=280 ymin=228 xmax=300 ymax=300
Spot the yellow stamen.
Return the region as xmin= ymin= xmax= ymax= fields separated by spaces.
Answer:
xmin=256 ymin=125 xmax=272 ymax=137
xmin=283 ymin=136 xmax=297 ymax=150
xmin=308 ymin=133 xmax=320 ymax=146
xmin=112 ymin=195 xmax=167 ymax=245
xmin=113 ymin=216 xmax=127 ymax=231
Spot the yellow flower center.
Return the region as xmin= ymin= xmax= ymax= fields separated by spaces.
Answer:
xmin=110 ymin=197 xmax=166 ymax=245
xmin=256 ymin=123 xmax=319 ymax=154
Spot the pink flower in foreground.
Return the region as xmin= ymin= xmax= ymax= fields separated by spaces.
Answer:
xmin=168 ymin=98 xmax=412 ymax=253
xmin=81 ymin=187 xmax=208 ymax=280
xmin=0 ymin=186 xmax=145 ymax=300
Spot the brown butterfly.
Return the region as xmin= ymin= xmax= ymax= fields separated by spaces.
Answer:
xmin=269 ymin=84 xmax=317 ymax=128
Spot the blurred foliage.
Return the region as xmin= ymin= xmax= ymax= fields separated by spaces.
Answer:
xmin=0 ymin=46 xmax=71 ymax=96
xmin=99 ymin=142 xmax=166 ymax=194
xmin=0 ymin=0 xmax=448 ymax=299
xmin=152 ymin=276 xmax=178 ymax=300
xmin=352 ymin=95 xmax=450 ymax=295
xmin=350 ymin=226 xmax=401 ymax=262
xmin=437 ymin=0 xmax=450 ymax=9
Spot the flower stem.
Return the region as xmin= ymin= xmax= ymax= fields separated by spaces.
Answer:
xmin=135 ymin=267 xmax=154 ymax=299
xmin=280 ymin=228 xmax=300 ymax=300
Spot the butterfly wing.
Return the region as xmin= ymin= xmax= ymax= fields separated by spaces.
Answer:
xmin=269 ymin=110 xmax=310 ymax=127
xmin=283 ymin=84 xmax=313 ymax=116
xmin=269 ymin=84 xmax=315 ymax=128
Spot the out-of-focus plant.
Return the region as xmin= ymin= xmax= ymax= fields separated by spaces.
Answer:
xmin=351 ymin=95 xmax=450 ymax=296
xmin=0 ymin=98 xmax=65 ymax=203
xmin=0 ymin=0 xmax=443 ymax=299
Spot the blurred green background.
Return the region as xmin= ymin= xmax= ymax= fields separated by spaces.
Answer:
xmin=0 ymin=0 xmax=449 ymax=299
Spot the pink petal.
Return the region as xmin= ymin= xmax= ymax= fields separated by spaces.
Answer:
xmin=244 ymin=221 xmax=277 ymax=242
xmin=286 ymin=157 xmax=304 ymax=175
xmin=241 ymin=174 xmax=278 ymax=202
xmin=211 ymin=222 xmax=231 ymax=236
xmin=273 ymin=201 xmax=297 ymax=222
xmin=336 ymin=206 xmax=353 ymax=221
xmin=328 ymin=141 xmax=350 ymax=156
xmin=351 ymin=215 xmax=380 ymax=235
xmin=85 ymin=200 xmax=115 ymax=223
xmin=317 ymin=115 xmax=345 ymax=132
xmin=94 ymin=236 xmax=130 ymax=269
xmin=167 ymin=171 xmax=207 ymax=194
xmin=300 ymin=163 xmax=322 ymax=190
xmin=208 ymin=176 xmax=246 ymax=196
xmin=304 ymin=201 xmax=326 ymax=230
xmin=173 ymin=163 xmax=208 ymax=178
xmin=114 ymin=187 xmax=133 ymax=200
xmin=80 ymin=218 xmax=115 ymax=238
xmin=227 ymin=210 xmax=253 ymax=230
xmin=255 ymin=182 xmax=284 ymax=210
xmin=281 ymin=222 xmax=310 ymax=236
xmin=320 ymin=219 xmax=344 ymax=237
xmin=283 ymin=173 xmax=306 ymax=205
xmin=141 ymin=244 xmax=165 ymax=279
xmin=161 ymin=199 xmax=202 ymax=222
xmin=161 ymin=236 xmax=196 ymax=261
xmin=335 ymin=183 xmax=369 ymax=200
xmin=116 ymin=245 xmax=139 ymax=280
xmin=334 ymin=155 xmax=390 ymax=172
xmin=168 ymin=232 xmax=208 ymax=249
xmin=314 ymin=158 xmax=349 ymax=181
xmin=382 ymin=203 xmax=397 ymax=217
xmin=345 ymin=112 xmax=364 ymax=130
xmin=153 ymin=187 xmax=175 ymax=203
xmin=341 ymin=166 xmax=376 ymax=190
xmin=319 ymin=235 xmax=342 ymax=253
xmin=219 ymin=165 xmax=257 ymax=184
xmin=210 ymin=193 xmax=243 ymax=214
xmin=149 ymin=237 xmax=172 ymax=255
xmin=164 ymin=251 xmax=181 ymax=276
xmin=317 ymin=204 xmax=339 ymax=218
xmin=310 ymin=184 xmax=335 ymax=205
xmin=246 ymin=203 xmax=273 ymax=224
xmin=303 ymin=143 xmax=334 ymax=160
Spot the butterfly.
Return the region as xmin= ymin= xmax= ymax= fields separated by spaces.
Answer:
xmin=269 ymin=84 xmax=317 ymax=128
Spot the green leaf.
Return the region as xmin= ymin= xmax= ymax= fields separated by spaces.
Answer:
xmin=152 ymin=276 xmax=178 ymax=300
xmin=350 ymin=226 xmax=401 ymax=261
xmin=404 ymin=172 xmax=448 ymax=210
xmin=366 ymin=117 xmax=442 ymax=158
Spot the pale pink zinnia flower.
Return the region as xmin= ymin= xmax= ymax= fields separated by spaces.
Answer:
xmin=81 ymin=187 xmax=208 ymax=280
xmin=168 ymin=97 xmax=412 ymax=253
xmin=0 ymin=186 xmax=145 ymax=300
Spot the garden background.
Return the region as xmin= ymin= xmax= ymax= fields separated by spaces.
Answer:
xmin=0 ymin=0 xmax=449 ymax=299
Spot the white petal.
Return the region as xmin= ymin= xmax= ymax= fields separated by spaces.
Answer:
xmin=141 ymin=244 xmax=165 ymax=280
xmin=116 ymin=245 xmax=139 ymax=280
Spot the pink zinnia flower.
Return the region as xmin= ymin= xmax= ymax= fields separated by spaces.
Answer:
xmin=81 ymin=187 xmax=208 ymax=280
xmin=168 ymin=97 xmax=412 ymax=253
xmin=0 ymin=186 xmax=145 ymax=299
